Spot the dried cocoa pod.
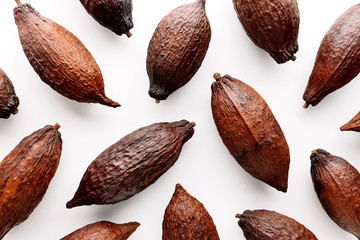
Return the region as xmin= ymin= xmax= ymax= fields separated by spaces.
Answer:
xmin=236 ymin=209 xmax=318 ymax=240
xmin=61 ymin=221 xmax=140 ymax=240
xmin=14 ymin=1 xmax=120 ymax=107
xmin=162 ymin=184 xmax=219 ymax=240
xmin=0 ymin=68 xmax=19 ymax=119
xmin=310 ymin=149 xmax=360 ymax=239
xmin=303 ymin=4 xmax=360 ymax=108
xmin=341 ymin=111 xmax=360 ymax=132
xmin=67 ymin=120 xmax=195 ymax=208
xmin=146 ymin=0 xmax=211 ymax=102
xmin=0 ymin=123 xmax=62 ymax=239
xmin=232 ymin=0 xmax=299 ymax=64
xmin=211 ymin=73 xmax=290 ymax=192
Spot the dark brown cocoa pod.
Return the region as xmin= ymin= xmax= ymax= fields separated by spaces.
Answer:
xmin=14 ymin=2 xmax=120 ymax=107
xmin=211 ymin=73 xmax=290 ymax=192
xmin=162 ymin=184 xmax=219 ymax=240
xmin=310 ymin=149 xmax=360 ymax=239
xmin=60 ymin=221 xmax=140 ymax=240
xmin=146 ymin=0 xmax=211 ymax=102
xmin=341 ymin=111 xmax=360 ymax=132
xmin=66 ymin=120 xmax=195 ymax=208
xmin=0 ymin=123 xmax=62 ymax=239
xmin=236 ymin=209 xmax=318 ymax=240
xmin=232 ymin=0 xmax=299 ymax=64
xmin=303 ymin=4 xmax=360 ymax=108
xmin=0 ymin=68 xmax=19 ymax=119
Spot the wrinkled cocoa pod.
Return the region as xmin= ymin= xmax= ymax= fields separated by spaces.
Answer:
xmin=0 ymin=123 xmax=62 ymax=239
xmin=232 ymin=0 xmax=299 ymax=64
xmin=67 ymin=120 xmax=195 ymax=208
xmin=162 ymin=184 xmax=219 ymax=240
xmin=61 ymin=221 xmax=140 ymax=240
xmin=146 ymin=0 xmax=211 ymax=102
xmin=341 ymin=111 xmax=360 ymax=132
xmin=311 ymin=149 xmax=360 ymax=239
xmin=211 ymin=73 xmax=290 ymax=192
xmin=236 ymin=209 xmax=318 ymax=240
xmin=303 ymin=4 xmax=360 ymax=108
xmin=14 ymin=2 xmax=120 ymax=107
xmin=0 ymin=68 xmax=19 ymax=119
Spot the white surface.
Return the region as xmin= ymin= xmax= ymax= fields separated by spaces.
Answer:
xmin=0 ymin=0 xmax=360 ymax=239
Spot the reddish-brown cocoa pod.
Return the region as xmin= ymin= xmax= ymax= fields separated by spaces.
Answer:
xmin=211 ymin=73 xmax=290 ymax=192
xmin=0 ymin=68 xmax=19 ymax=119
xmin=341 ymin=111 xmax=360 ymax=132
xmin=146 ymin=0 xmax=211 ymax=102
xmin=14 ymin=1 xmax=120 ymax=107
xmin=303 ymin=4 xmax=360 ymax=108
xmin=162 ymin=184 xmax=219 ymax=240
xmin=67 ymin=120 xmax=195 ymax=208
xmin=232 ymin=0 xmax=299 ymax=64
xmin=0 ymin=123 xmax=62 ymax=239
xmin=310 ymin=149 xmax=360 ymax=239
xmin=236 ymin=209 xmax=318 ymax=240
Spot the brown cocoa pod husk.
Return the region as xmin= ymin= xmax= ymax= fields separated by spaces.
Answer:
xmin=303 ymin=4 xmax=360 ymax=108
xmin=341 ymin=111 xmax=360 ymax=132
xmin=146 ymin=0 xmax=211 ymax=102
xmin=310 ymin=149 xmax=360 ymax=239
xmin=14 ymin=2 xmax=120 ymax=108
xmin=66 ymin=120 xmax=195 ymax=208
xmin=162 ymin=184 xmax=219 ymax=240
xmin=0 ymin=123 xmax=62 ymax=239
xmin=236 ymin=209 xmax=318 ymax=240
xmin=232 ymin=0 xmax=299 ymax=64
xmin=211 ymin=73 xmax=290 ymax=192
xmin=0 ymin=68 xmax=19 ymax=119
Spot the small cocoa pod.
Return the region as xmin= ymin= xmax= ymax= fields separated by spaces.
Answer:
xmin=0 ymin=68 xmax=19 ymax=119
xmin=211 ymin=73 xmax=290 ymax=192
xmin=0 ymin=123 xmax=62 ymax=239
xmin=162 ymin=184 xmax=219 ymax=240
xmin=146 ymin=0 xmax=211 ymax=102
xmin=310 ymin=149 xmax=360 ymax=239
xmin=341 ymin=111 xmax=360 ymax=132
xmin=67 ymin=120 xmax=195 ymax=208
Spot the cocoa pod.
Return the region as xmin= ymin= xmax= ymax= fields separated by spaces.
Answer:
xmin=211 ymin=73 xmax=290 ymax=192
xmin=14 ymin=2 xmax=120 ymax=107
xmin=162 ymin=184 xmax=219 ymax=240
xmin=341 ymin=111 xmax=360 ymax=132
xmin=232 ymin=0 xmax=299 ymax=64
xmin=66 ymin=120 xmax=195 ymax=208
xmin=0 ymin=123 xmax=62 ymax=239
xmin=146 ymin=0 xmax=211 ymax=102
xmin=310 ymin=149 xmax=360 ymax=239
xmin=303 ymin=4 xmax=360 ymax=108
xmin=236 ymin=209 xmax=318 ymax=240
xmin=0 ymin=68 xmax=19 ymax=119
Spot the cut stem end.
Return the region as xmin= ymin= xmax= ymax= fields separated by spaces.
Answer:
xmin=125 ymin=31 xmax=132 ymax=38
xmin=303 ymin=102 xmax=310 ymax=109
xmin=12 ymin=109 xmax=18 ymax=115
xmin=53 ymin=123 xmax=61 ymax=130
xmin=15 ymin=0 xmax=22 ymax=6
xmin=235 ymin=213 xmax=242 ymax=219
xmin=291 ymin=55 xmax=297 ymax=61
xmin=190 ymin=122 xmax=196 ymax=127
xmin=311 ymin=150 xmax=318 ymax=155
xmin=213 ymin=73 xmax=221 ymax=81
xmin=155 ymin=99 xmax=160 ymax=104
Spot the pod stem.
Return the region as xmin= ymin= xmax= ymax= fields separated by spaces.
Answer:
xmin=125 ymin=31 xmax=132 ymax=38
xmin=311 ymin=150 xmax=318 ymax=155
xmin=155 ymin=99 xmax=160 ymax=104
xmin=235 ymin=213 xmax=242 ymax=219
xmin=53 ymin=123 xmax=61 ymax=130
xmin=12 ymin=109 xmax=18 ymax=115
xmin=15 ymin=0 xmax=22 ymax=6
xmin=190 ymin=122 xmax=196 ymax=127
xmin=303 ymin=102 xmax=309 ymax=109
xmin=291 ymin=55 xmax=297 ymax=61
xmin=213 ymin=73 xmax=221 ymax=81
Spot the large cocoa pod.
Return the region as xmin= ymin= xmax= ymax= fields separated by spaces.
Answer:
xmin=0 ymin=68 xmax=19 ymax=119
xmin=341 ymin=111 xmax=360 ymax=132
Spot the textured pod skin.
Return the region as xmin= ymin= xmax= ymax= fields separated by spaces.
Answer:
xmin=14 ymin=3 xmax=120 ymax=107
xmin=67 ymin=120 xmax=195 ymax=208
xmin=146 ymin=0 xmax=211 ymax=101
xmin=61 ymin=221 xmax=140 ymax=240
xmin=341 ymin=111 xmax=360 ymax=132
xmin=236 ymin=209 xmax=318 ymax=240
xmin=162 ymin=184 xmax=219 ymax=240
xmin=211 ymin=74 xmax=290 ymax=192
xmin=80 ymin=0 xmax=133 ymax=36
xmin=0 ymin=68 xmax=19 ymax=119
xmin=311 ymin=149 xmax=360 ymax=239
xmin=232 ymin=0 xmax=299 ymax=63
xmin=0 ymin=124 xmax=62 ymax=239
xmin=303 ymin=4 xmax=360 ymax=108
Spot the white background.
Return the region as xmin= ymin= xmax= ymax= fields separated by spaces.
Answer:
xmin=1 ymin=0 xmax=360 ymax=239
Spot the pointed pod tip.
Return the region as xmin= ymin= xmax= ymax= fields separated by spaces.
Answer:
xmin=100 ymin=97 xmax=121 ymax=108
xmin=213 ymin=73 xmax=221 ymax=81
xmin=53 ymin=123 xmax=61 ymax=130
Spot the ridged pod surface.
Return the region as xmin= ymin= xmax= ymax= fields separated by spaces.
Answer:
xmin=0 ymin=68 xmax=19 ymax=119
xmin=341 ymin=111 xmax=360 ymax=132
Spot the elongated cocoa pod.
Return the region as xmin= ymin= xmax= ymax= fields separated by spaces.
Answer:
xmin=146 ymin=0 xmax=211 ymax=102
xmin=232 ymin=0 xmax=299 ymax=64
xmin=310 ymin=149 xmax=360 ymax=239
xmin=303 ymin=4 xmax=360 ymax=108
xmin=0 ymin=68 xmax=19 ymax=119
xmin=162 ymin=184 xmax=219 ymax=240
xmin=341 ymin=111 xmax=360 ymax=132
xmin=14 ymin=2 xmax=120 ymax=107
xmin=211 ymin=73 xmax=290 ymax=192
xmin=236 ymin=209 xmax=318 ymax=240
xmin=0 ymin=123 xmax=62 ymax=239
xmin=67 ymin=120 xmax=195 ymax=208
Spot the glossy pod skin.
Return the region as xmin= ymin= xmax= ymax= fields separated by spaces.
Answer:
xmin=0 ymin=68 xmax=19 ymax=119
xmin=341 ymin=111 xmax=360 ymax=132
xmin=67 ymin=120 xmax=195 ymax=208
xmin=211 ymin=74 xmax=290 ymax=192
xmin=146 ymin=0 xmax=211 ymax=102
